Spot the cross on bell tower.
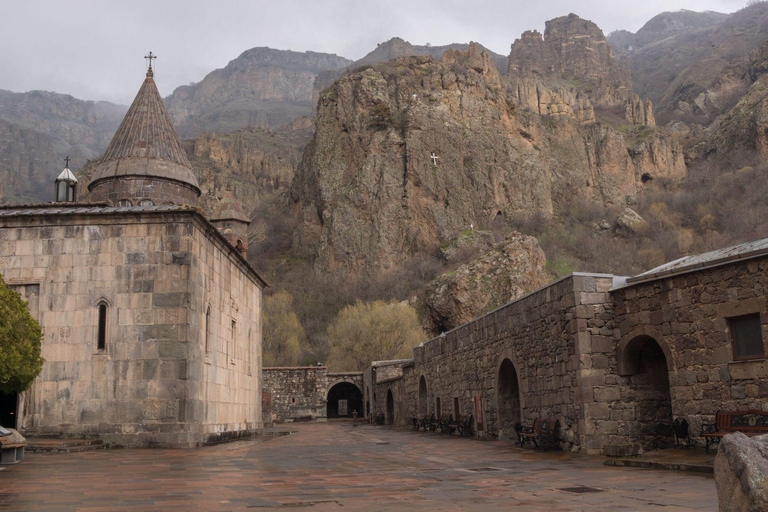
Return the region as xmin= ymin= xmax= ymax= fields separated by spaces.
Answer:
xmin=145 ymin=51 xmax=157 ymax=77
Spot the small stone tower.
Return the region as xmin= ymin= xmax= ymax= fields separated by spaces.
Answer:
xmin=211 ymin=190 xmax=250 ymax=256
xmin=88 ymin=56 xmax=200 ymax=207
xmin=54 ymin=158 xmax=78 ymax=202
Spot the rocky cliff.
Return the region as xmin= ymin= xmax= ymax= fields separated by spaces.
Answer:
xmin=611 ymin=3 xmax=768 ymax=125
xmin=506 ymin=14 xmax=653 ymax=128
xmin=291 ymin=39 xmax=685 ymax=274
xmin=0 ymin=89 xmax=125 ymax=203
xmin=165 ymin=48 xmax=351 ymax=137
xmin=312 ymin=38 xmax=507 ymax=106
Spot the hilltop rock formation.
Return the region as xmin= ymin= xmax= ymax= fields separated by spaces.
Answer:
xmin=312 ymin=37 xmax=507 ymax=105
xmin=166 ymin=48 xmax=351 ymax=137
xmin=418 ymin=233 xmax=548 ymax=335
xmin=291 ymin=38 xmax=685 ymax=273
xmin=506 ymin=14 xmax=652 ymax=128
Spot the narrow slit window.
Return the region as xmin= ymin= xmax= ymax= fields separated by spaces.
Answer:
xmin=205 ymin=306 xmax=211 ymax=354
xmin=97 ymin=303 xmax=107 ymax=351
xmin=230 ymin=320 xmax=236 ymax=364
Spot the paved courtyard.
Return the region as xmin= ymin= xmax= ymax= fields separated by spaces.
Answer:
xmin=0 ymin=421 xmax=717 ymax=511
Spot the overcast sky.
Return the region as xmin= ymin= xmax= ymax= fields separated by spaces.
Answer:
xmin=0 ymin=0 xmax=748 ymax=105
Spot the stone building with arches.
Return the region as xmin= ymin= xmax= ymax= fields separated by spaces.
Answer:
xmin=368 ymin=239 xmax=768 ymax=454
xmin=0 ymin=64 xmax=266 ymax=446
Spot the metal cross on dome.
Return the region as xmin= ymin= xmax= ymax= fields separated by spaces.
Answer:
xmin=145 ymin=51 xmax=157 ymax=73
xmin=64 ymin=156 xmax=70 ymax=168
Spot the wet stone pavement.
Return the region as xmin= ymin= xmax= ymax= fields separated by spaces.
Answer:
xmin=0 ymin=421 xmax=717 ymax=511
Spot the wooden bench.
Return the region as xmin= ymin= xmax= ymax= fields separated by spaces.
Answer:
xmin=517 ymin=419 xmax=559 ymax=450
xmin=456 ymin=414 xmax=473 ymax=437
xmin=701 ymin=410 xmax=768 ymax=453
xmin=413 ymin=413 xmax=431 ymax=431
xmin=437 ymin=413 xmax=452 ymax=434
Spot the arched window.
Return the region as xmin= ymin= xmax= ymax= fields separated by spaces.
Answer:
xmin=247 ymin=328 xmax=253 ymax=374
xmin=205 ymin=306 xmax=211 ymax=354
xmin=97 ymin=302 xmax=108 ymax=351
xmin=115 ymin=199 xmax=132 ymax=207
xmin=138 ymin=199 xmax=154 ymax=207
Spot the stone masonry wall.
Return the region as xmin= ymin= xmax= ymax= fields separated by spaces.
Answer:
xmin=90 ymin=177 xmax=199 ymax=207
xmin=397 ymin=274 xmax=616 ymax=452
xmin=263 ymin=367 xmax=328 ymax=422
xmin=0 ymin=210 xmax=261 ymax=446
xmin=262 ymin=368 xmax=364 ymax=422
xmin=187 ymin=216 xmax=262 ymax=443
xmin=610 ymin=258 xmax=768 ymax=446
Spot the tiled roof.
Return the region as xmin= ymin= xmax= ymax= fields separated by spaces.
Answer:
xmin=211 ymin=190 xmax=250 ymax=223
xmin=0 ymin=204 xmax=194 ymax=217
xmin=625 ymin=237 xmax=768 ymax=286
xmin=88 ymin=72 xmax=199 ymax=192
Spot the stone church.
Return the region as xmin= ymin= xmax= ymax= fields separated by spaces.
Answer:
xmin=0 ymin=62 xmax=266 ymax=447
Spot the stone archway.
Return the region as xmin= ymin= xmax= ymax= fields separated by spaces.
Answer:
xmin=418 ymin=376 xmax=428 ymax=416
xmin=618 ymin=335 xmax=673 ymax=449
xmin=327 ymin=382 xmax=363 ymax=418
xmin=386 ymin=389 xmax=395 ymax=425
xmin=497 ymin=358 xmax=521 ymax=435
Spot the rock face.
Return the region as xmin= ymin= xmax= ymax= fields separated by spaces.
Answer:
xmin=614 ymin=3 xmax=768 ymax=125
xmin=714 ymin=433 xmax=768 ymax=512
xmin=0 ymin=89 xmax=125 ymax=203
xmin=506 ymin=14 xmax=652 ymax=128
xmin=607 ymin=10 xmax=728 ymax=58
xmin=312 ymin=38 xmax=507 ymax=106
xmin=292 ymin=40 xmax=685 ymax=273
xmin=165 ymin=47 xmax=351 ymax=137
xmin=439 ymin=229 xmax=496 ymax=262
xmin=418 ymin=233 xmax=548 ymax=335
xmin=508 ymin=14 xmax=631 ymax=92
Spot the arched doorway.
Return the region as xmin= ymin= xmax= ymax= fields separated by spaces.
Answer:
xmin=386 ymin=389 xmax=395 ymax=425
xmin=498 ymin=358 xmax=521 ymax=434
xmin=619 ymin=335 xmax=673 ymax=449
xmin=327 ymin=382 xmax=363 ymax=418
xmin=418 ymin=376 xmax=428 ymax=416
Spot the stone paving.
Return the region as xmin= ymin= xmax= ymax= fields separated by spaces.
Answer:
xmin=0 ymin=421 xmax=717 ymax=511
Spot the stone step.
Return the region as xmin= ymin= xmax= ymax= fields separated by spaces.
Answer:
xmin=26 ymin=438 xmax=106 ymax=454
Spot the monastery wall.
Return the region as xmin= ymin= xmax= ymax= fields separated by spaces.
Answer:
xmin=610 ymin=258 xmax=768 ymax=447
xmin=263 ymin=367 xmax=329 ymax=422
xmin=0 ymin=209 xmax=261 ymax=447
xmin=186 ymin=216 xmax=262 ymax=443
xmin=393 ymin=274 xmax=617 ymax=452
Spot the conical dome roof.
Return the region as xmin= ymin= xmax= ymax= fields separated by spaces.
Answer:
xmin=88 ymin=69 xmax=200 ymax=194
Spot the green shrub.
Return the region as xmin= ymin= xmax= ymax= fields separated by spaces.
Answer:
xmin=0 ymin=274 xmax=44 ymax=395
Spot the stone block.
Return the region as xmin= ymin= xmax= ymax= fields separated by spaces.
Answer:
xmin=593 ymin=387 xmax=621 ymax=402
xmin=158 ymin=342 xmax=188 ymax=359
xmin=152 ymin=292 xmax=190 ymax=308
xmin=140 ymin=325 xmax=179 ymax=342
xmin=604 ymin=443 xmax=643 ymax=458
xmin=714 ymin=432 xmax=768 ymax=512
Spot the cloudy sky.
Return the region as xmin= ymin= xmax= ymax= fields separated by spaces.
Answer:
xmin=0 ymin=0 xmax=747 ymax=104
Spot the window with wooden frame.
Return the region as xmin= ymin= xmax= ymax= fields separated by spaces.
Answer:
xmin=729 ymin=313 xmax=765 ymax=360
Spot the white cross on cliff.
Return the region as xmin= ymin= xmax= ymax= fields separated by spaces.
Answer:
xmin=430 ymin=153 xmax=438 ymax=166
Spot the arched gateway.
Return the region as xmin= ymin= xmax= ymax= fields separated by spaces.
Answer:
xmin=326 ymin=382 xmax=363 ymax=418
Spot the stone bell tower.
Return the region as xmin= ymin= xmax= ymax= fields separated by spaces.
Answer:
xmin=211 ymin=190 xmax=250 ymax=256
xmin=88 ymin=53 xmax=200 ymax=207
